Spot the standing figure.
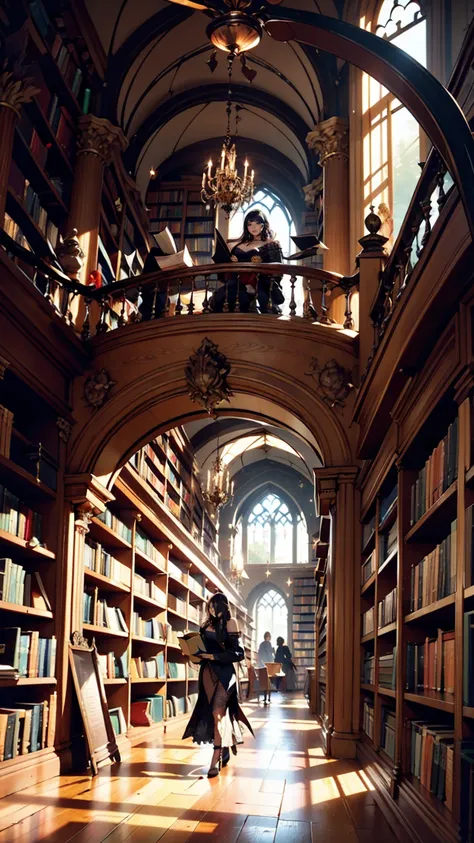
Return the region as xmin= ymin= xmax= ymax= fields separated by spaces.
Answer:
xmin=210 ymin=210 xmax=284 ymax=313
xmin=275 ymin=636 xmax=296 ymax=691
xmin=183 ymin=593 xmax=254 ymax=778
xmin=257 ymin=631 xmax=275 ymax=705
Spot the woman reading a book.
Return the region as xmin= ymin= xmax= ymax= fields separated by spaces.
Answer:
xmin=182 ymin=592 xmax=253 ymax=778
xmin=210 ymin=209 xmax=284 ymax=313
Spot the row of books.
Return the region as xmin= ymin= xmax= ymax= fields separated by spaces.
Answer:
xmin=168 ymin=662 xmax=186 ymax=680
xmin=409 ymin=720 xmax=455 ymax=810
xmin=381 ymin=707 xmax=396 ymax=760
xmin=0 ymin=561 xmax=51 ymax=611
xmin=130 ymin=695 xmax=164 ymax=726
xmin=97 ymin=509 xmax=132 ymax=544
xmin=362 ymin=551 xmax=375 ymax=585
xmin=379 ymin=648 xmax=397 ymax=690
xmin=150 ymin=220 xmax=181 ymax=236
xmin=362 ymin=699 xmax=374 ymax=739
xmin=97 ymin=651 xmax=128 ymax=680
xmin=406 ymin=631 xmax=455 ymax=694
xmin=362 ymin=607 xmax=375 ymax=636
xmin=133 ymin=573 xmax=166 ymax=604
xmin=409 ymin=521 xmax=456 ymax=611
xmin=148 ymin=191 xmax=184 ymax=203
xmin=135 ymin=527 xmax=165 ymax=566
xmin=381 ymin=522 xmax=397 ymax=562
xmin=188 ymin=574 xmax=204 ymax=598
xmin=378 ymin=586 xmax=397 ymax=628
xmin=410 ymin=418 xmax=458 ymax=526
xmin=0 ymin=483 xmax=43 ymax=542
xmin=141 ymin=460 xmax=166 ymax=499
xmin=166 ymin=494 xmax=180 ymax=518
xmin=130 ymin=654 xmax=165 ymax=680
xmin=293 ymin=623 xmax=315 ymax=632
xmin=185 ymin=221 xmax=214 ymax=234
xmin=156 ymin=207 xmax=182 ymax=219
xmin=83 ymin=591 xmax=128 ymax=633
xmin=379 ymin=484 xmax=397 ymax=524
xmin=0 ymin=405 xmax=13 ymax=458
xmin=362 ymin=514 xmax=376 ymax=549
xmin=168 ymin=594 xmax=187 ymax=616
xmin=184 ymin=237 xmax=213 ymax=253
xmin=293 ymin=596 xmax=315 ymax=606
xmin=0 ymin=627 xmax=56 ymax=678
xmin=0 ymin=692 xmax=56 ymax=761
xmin=293 ymin=613 xmax=315 ymax=622
xmin=168 ymin=558 xmax=185 ymax=582
xmin=362 ymin=654 xmax=375 ymax=685
xmin=132 ymin=614 xmax=168 ymax=641
xmin=188 ymin=604 xmax=201 ymax=624
xmin=84 ymin=541 xmax=131 ymax=586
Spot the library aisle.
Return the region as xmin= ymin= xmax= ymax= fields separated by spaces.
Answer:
xmin=0 ymin=694 xmax=398 ymax=843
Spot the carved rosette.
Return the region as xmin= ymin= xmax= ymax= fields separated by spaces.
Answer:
xmin=0 ymin=60 xmax=40 ymax=116
xmin=76 ymin=115 xmax=128 ymax=165
xmin=302 ymin=176 xmax=323 ymax=209
xmin=83 ymin=368 xmax=116 ymax=410
xmin=305 ymin=357 xmax=354 ymax=410
xmin=306 ymin=116 xmax=349 ymax=166
xmin=185 ymin=338 xmax=233 ymax=417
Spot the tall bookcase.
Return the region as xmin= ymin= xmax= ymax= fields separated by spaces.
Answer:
xmin=0 ymin=368 xmax=63 ymax=797
xmin=357 ymin=384 xmax=474 ymax=839
xmin=80 ymin=426 xmax=254 ymax=746
xmin=292 ymin=574 xmax=316 ymax=690
xmin=146 ymin=179 xmax=216 ymax=265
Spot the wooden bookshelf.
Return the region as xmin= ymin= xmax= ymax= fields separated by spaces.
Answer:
xmin=146 ymin=178 xmax=216 ymax=265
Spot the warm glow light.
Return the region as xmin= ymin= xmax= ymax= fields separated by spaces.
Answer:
xmin=220 ymin=433 xmax=300 ymax=466
xmin=337 ymin=772 xmax=368 ymax=796
xmin=309 ymin=776 xmax=341 ymax=805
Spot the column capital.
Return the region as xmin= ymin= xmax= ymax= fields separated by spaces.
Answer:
xmin=76 ymin=115 xmax=128 ymax=165
xmin=313 ymin=466 xmax=359 ymax=515
xmin=0 ymin=61 xmax=40 ymax=116
xmin=306 ymin=116 xmax=349 ymax=165
xmin=302 ymin=176 xmax=323 ymax=209
xmin=64 ymin=472 xmax=115 ymax=514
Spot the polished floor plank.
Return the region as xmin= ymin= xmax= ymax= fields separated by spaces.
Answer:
xmin=0 ymin=694 xmax=401 ymax=843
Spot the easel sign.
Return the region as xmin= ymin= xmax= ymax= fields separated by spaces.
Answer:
xmin=69 ymin=631 xmax=121 ymax=775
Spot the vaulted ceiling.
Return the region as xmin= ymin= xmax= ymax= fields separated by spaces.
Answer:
xmin=85 ymin=0 xmax=349 ymax=207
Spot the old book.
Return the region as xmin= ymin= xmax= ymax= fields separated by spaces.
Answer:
xmin=178 ymin=632 xmax=207 ymax=664
xmin=155 ymin=246 xmax=194 ymax=271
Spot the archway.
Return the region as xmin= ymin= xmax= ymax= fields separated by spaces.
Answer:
xmin=255 ymin=587 xmax=289 ymax=648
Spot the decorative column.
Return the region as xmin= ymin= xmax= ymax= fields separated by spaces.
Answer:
xmin=306 ymin=117 xmax=350 ymax=324
xmin=68 ymin=115 xmax=127 ymax=283
xmin=0 ymin=66 xmax=39 ymax=225
xmin=315 ymin=465 xmax=359 ymax=759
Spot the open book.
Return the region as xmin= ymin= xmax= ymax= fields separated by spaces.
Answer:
xmin=144 ymin=227 xmax=195 ymax=273
xmin=178 ymin=632 xmax=207 ymax=664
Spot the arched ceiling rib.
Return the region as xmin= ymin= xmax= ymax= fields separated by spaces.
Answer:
xmin=84 ymin=0 xmax=341 ymax=194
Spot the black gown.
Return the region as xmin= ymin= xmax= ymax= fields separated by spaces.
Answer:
xmin=210 ymin=241 xmax=284 ymax=313
xmin=182 ymin=624 xmax=254 ymax=748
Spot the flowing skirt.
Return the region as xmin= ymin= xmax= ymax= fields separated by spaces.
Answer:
xmin=183 ymin=662 xmax=253 ymax=748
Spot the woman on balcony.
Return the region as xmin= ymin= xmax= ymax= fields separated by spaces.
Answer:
xmin=210 ymin=210 xmax=284 ymax=313
xmin=183 ymin=592 xmax=254 ymax=778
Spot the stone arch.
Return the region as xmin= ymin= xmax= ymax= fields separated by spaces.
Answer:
xmin=67 ymin=318 xmax=357 ymax=485
xmin=246 ymin=581 xmax=290 ymax=644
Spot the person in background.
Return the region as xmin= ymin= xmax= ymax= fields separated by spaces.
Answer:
xmin=182 ymin=593 xmax=254 ymax=778
xmin=257 ymin=631 xmax=275 ymax=705
xmin=275 ymin=636 xmax=296 ymax=691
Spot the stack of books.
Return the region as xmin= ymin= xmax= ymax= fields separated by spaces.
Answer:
xmin=378 ymin=587 xmax=397 ymax=628
xmin=362 ymin=607 xmax=375 ymax=636
xmin=362 ymin=699 xmax=374 ymax=739
xmin=0 ymin=484 xmax=43 ymax=542
xmin=0 ymin=692 xmax=56 ymax=760
xmin=0 ymin=627 xmax=56 ymax=677
xmin=97 ymin=509 xmax=132 ymax=543
xmin=167 ymin=662 xmax=186 ymax=680
xmin=130 ymin=695 xmax=164 ymax=726
xmin=409 ymin=720 xmax=455 ymax=810
xmin=97 ymin=651 xmax=128 ymax=680
xmin=381 ymin=707 xmax=396 ymax=759
xmin=84 ymin=541 xmax=131 ymax=586
xmin=410 ymin=418 xmax=458 ymax=525
xmin=378 ymin=648 xmax=396 ymax=690
xmin=82 ymin=590 xmax=128 ymax=633
xmin=132 ymin=613 xmax=167 ymax=641
xmin=410 ymin=521 xmax=457 ymax=610
xmin=407 ymin=630 xmax=455 ymax=694
xmin=130 ymin=653 xmax=165 ymax=680
xmin=0 ymin=405 xmax=13 ymax=457
xmin=0 ymin=563 xmax=50 ymax=610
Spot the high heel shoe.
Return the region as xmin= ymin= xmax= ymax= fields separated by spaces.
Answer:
xmin=208 ymin=745 xmax=222 ymax=778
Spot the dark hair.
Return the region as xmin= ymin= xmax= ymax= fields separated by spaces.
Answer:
xmin=264 ymin=631 xmax=271 ymax=639
xmin=276 ymin=636 xmax=284 ymax=646
xmin=239 ymin=209 xmax=273 ymax=244
xmin=203 ymin=592 xmax=231 ymax=644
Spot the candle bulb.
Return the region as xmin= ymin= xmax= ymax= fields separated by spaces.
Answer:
xmin=220 ymin=146 xmax=225 ymax=169
xmin=202 ymin=171 xmax=206 ymax=189
xmin=244 ymin=159 xmax=248 ymax=181
xmin=208 ymin=159 xmax=212 ymax=178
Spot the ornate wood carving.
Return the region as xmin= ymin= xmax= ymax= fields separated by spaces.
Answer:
xmin=185 ymin=337 xmax=233 ymax=416
xmin=76 ymin=115 xmax=128 ymax=165
xmin=305 ymin=358 xmax=353 ymax=410
xmin=306 ymin=116 xmax=349 ymax=165
xmin=57 ymin=417 xmax=72 ymax=443
xmin=0 ymin=60 xmax=40 ymax=115
xmin=84 ymin=368 xmax=116 ymax=410
xmin=71 ymin=630 xmax=90 ymax=648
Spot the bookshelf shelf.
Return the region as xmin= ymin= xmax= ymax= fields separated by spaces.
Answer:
xmin=131 ymin=678 xmax=166 ymax=684
xmin=361 ymin=683 xmax=375 ymax=692
xmin=379 ymin=501 xmax=397 ymax=532
xmin=361 ymin=572 xmax=376 ymax=594
xmin=361 ymin=632 xmax=375 ymax=643
xmin=378 ymin=622 xmax=397 ymax=636
xmin=0 ymin=601 xmax=53 ymax=619
xmin=463 ymin=707 xmax=474 ymax=718
xmin=83 ymin=623 xmax=129 ymax=639
xmin=0 ymin=677 xmax=57 ymax=686
xmin=378 ymin=548 xmax=397 ymax=575
xmin=404 ymin=593 xmax=455 ymax=623
xmin=90 ymin=518 xmax=132 ymax=550
xmin=84 ymin=568 xmax=131 ymax=594
xmin=404 ymin=690 xmax=455 ymax=712
xmin=361 ymin=532 xmax=376 ymax=556
xmin=0 ymin=453 xmax=56 ymax=500
xmin=377 ymin=687 xmax=396 ymax=698
xmin=103 ymin=679 xmax=128 ymax=686
xmin=131 ymin=635 xmax=166 ymax=646
xmin=133 ymin=592 xmax=167 ymax=611
xmin=0 ymin=529 xmax=55 ymax=560
xmin=404 ymin=481 xmax=457 ymax=543
xmin=134 ymin=547 xmax=167 ymax=575
xmin=166 ymin=642 xmax=182 ymax=652
xmin=464 ymin=584 xmax=474 ymax=600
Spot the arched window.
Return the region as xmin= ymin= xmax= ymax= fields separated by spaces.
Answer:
xmin=362 ymin=1 xmax=426 ymax=241
xmin=256 ymin=588 xmax=288 ymax=644
xmin=243 ymin=492 xmax=309 ymax=565
xmin=228 ymin=188 xmax=296 ymax=257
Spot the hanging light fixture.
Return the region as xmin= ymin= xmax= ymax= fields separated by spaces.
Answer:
xmin=203 ymin=430 xmax=234 ymax=511
xmin=201 ymin=50 xmax=254 ymax=217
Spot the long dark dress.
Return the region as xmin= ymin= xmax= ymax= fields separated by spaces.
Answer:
xmin=182 ymin=624 xmax=254 ymax=748
xmin=275 ymin=644 xmax=296 ymax=691
xmin=210 ymin=241 xmax=284 ymax=313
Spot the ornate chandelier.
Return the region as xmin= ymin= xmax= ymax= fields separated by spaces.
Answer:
xmin=201 ymin=51 xmax=254 ymax=217
xmin=202 ymin=435 xmax=234 ymax=510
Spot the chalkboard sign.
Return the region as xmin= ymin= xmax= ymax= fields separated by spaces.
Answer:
xmin=69 ymin=632 xmax=121 ymax=775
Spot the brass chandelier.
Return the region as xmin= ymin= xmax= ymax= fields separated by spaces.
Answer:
xmin=202 ymin=433 xmax=234 ymax=510
xmin=201 ymin=50 xmax=254 ymax=217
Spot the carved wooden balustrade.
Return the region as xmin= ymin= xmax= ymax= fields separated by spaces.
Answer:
xmin=75 ymin=263 xmax=359 ymax=341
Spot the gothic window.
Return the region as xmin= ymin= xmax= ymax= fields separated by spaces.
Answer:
xmin=362 ymin=1 xmax=426 ymax=240
xmin=256 ymin=588 xmax=288 ymax=644
xmin=228 ymin=188 xmax=296 ymax=257
xmin=245 ymin=492 xmax=309 ymax=565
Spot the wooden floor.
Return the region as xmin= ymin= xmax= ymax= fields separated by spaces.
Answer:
xmin=0 ymin=694 xmax=400 ymax=843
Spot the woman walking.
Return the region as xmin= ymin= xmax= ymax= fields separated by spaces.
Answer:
xmin=257 ymin=631 xmax=275 ymax=705
xmin=275 ymin=636 xmax=296 ymax=691
xmin=183 ymin=593 xmax=253 ymax=777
